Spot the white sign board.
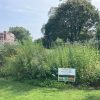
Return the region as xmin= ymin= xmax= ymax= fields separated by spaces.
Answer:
xmin=58 ymin=68 xmax=76 ymax=76
xmin=58 ymin=68 xmax=76 ymax=82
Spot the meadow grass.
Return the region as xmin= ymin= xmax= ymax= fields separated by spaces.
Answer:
xmin=2 ymin=41 xmax=100 ymax=85
xmin=0 ymin=79 xmax=100 ymax=100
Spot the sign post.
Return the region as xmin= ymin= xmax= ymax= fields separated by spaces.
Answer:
xmin=58 ymin=68 xmax=76 ymax=82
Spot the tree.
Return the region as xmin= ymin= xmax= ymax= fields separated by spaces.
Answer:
xmin=42 ymin=0 xmax=100 ymax=45
xmin=96 ymin=24 xmax=100 ymax=49
xmin=96 ymin=24 xmax=100 ymax=40
xmin=9 ymin=27 xmax=30 ymax=42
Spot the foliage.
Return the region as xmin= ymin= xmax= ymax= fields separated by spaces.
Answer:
xmin=49 ymin=43 xmax=100 ymax=85
xmin=0 ymin=43 xmax=17 ymax=68
xmin=42 ymin=0 xmax=100 ymax=46
xmin=23 ymin=79 xmax=73 ymax=89
xmin=55 ymin=38 xmax=64 ymax=46
xmin=96 ymin=24 xmax=100 ymax=49
xmin=3 ymin=40 xmax=51 ymax=80
xmin=9 ymin=26 xmax=30 ymax=42
xmin=1 ymin=41 xmax=100 ymax=86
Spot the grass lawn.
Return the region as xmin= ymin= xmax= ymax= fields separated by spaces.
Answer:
xmin=0 ymin=79 xmax=100 ymax=100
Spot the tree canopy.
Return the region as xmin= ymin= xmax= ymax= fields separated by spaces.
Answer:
xmin=9 ymin=27 xmax=30 ymax=42
xmin=42 ymin=0 xmax=100 ymax=45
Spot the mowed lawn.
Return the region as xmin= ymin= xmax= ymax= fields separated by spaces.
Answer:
xmin=0 ymin=79 xmax=100 ymax=100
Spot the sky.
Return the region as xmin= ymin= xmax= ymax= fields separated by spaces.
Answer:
xmin=0 ymin=0 xmax=100 ymax=40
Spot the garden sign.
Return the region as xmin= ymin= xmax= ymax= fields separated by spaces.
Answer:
xmin=58 ymin=68 xmax=76 ymax=82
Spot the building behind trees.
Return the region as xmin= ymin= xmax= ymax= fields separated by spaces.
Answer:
xmin=0 ymin=31 xmax=15 ymax=44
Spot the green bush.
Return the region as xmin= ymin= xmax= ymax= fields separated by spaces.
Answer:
xmin=3 ymin=40 xmax=51 ymax=80
xmin=22 ymin=79 xmax=74 ymax=89
xmin=1 ymin=41 xmax=100 ymax=86
xmin=44 ymin=43 xmax=100 ymax=85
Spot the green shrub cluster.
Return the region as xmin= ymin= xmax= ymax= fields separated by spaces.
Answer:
xmin=49 ymin=44 xmax=100 ymax=86
xmin=0 ymin=41 xmax=100 ymax=86
xmin=1 ymin=41 xmax=51 ymax=79
xmin=21 ymin=79 xmax=74 ymax=89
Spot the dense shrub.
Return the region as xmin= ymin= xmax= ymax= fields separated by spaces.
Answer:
xmin=21 ymin=79 xmax=74 ymax=89
xmin=0 ymin=43 xmax=17 ymax=66
xmin=43 ymin=43 xmax=100 ymax=85
xmin=2 ymin=40 xmax=51 ymax=80
xmin=1 ymin=41 xmax=100 ymax=86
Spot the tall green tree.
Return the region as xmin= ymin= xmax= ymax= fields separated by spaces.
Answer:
xmin=96 ymin=24 xmax=100 ymax=40
xmin=9 ymin=27 xmax=30 ymax=42
xmin=96 ymin=24 xmax=100 ymax=49
xmin=42 ymin=0 xmax=100 ymax=45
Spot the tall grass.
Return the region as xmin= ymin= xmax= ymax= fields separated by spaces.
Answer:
xmin=1 ymin=41 xmax=100 ymax=85
xmin=45 ymin=43 xmax=100 ymax=85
